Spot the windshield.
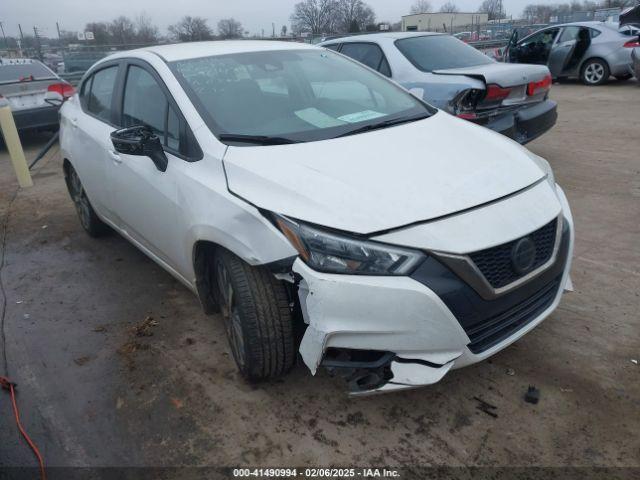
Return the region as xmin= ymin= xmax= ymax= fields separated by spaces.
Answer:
xmin=171 ymin=49 xmax=433 ymax=145
xmin=0 ymin=62 xmax=56 ymax=84
xmin=395 ymin=35 xmax=494 ymax=72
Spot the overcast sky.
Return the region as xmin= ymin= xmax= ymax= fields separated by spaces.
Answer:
xmin=2 ymin=0 xmax=559 ymax=38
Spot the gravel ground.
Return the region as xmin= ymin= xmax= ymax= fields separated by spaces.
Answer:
xmin=0 ymin=79 xmax=639 ymax=471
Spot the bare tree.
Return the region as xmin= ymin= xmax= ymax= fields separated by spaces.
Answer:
xmin=290 ymin=0 xmax=338 ymax=34
xmin=336 ymin=0 xmax=376 ymax=33
xmin=109 ymin=16 xmax=136 ymax=44
xmin=439 ymin=1 xmax=459 ymax=13
xmin=478 ymin=0 xmax=506 ymax=20
xmin=521 ymin=0 xmax=609 ymax=23
xmin=410 ymin=0 xmax=433 ymax=14
xmin=218 ymin=18 xmax=243 ymax=39
xmin=168 ymin=16 xmax=214 ymax=42
xmin=281 ymin=25 xmax=288 ymax=36
xmin=135 ymin=13 xmax=159 ymax=43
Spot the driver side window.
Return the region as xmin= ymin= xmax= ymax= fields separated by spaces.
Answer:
xmin=122 ymin=65 xmax=166 ymax=139
xmin=120 ymin=63 xmax=201 ymax=160
xmin=520 ymin=28 xmax=559 ymax=48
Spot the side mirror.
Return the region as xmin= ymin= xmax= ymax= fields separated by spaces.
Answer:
xmin=44 ymin=91 xmax=64 ymax=107
xmin=110 ymin=125 xmax=168 ymax=172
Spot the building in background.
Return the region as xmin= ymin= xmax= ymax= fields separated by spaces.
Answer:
xmin=401 ymin=12 xmax=489 ymax=34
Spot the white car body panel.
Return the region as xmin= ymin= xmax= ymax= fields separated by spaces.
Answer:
xmin=374 ymin=179 xmax=560 ymax=253
xmin=297 ymin=184 xmax=574 ymax=394
xmin=224 ymin=111 xmax=545 ymax=234
xmin=59 ymin=41 xmax=575 ymax=394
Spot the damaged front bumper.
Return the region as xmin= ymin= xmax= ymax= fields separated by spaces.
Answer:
xmin=293 ymin=184 xmax=574 ymax=395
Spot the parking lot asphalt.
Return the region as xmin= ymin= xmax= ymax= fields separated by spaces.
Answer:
xmin=0 ymin=80 xmax=639 ymax=469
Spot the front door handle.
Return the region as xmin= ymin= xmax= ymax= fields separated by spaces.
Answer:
xmin=70 ymin=118 xmax=78 ymax=128
xmin=109 ymin=150 xmax=122 ymax=164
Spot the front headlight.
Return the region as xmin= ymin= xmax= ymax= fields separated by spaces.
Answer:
xmin=273 ymin=214 xmax=425 ymax=275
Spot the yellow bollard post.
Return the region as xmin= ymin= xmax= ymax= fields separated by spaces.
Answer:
xmin=0 ymin=97 xmax=33 ymax=188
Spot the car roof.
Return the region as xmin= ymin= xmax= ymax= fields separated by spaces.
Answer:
xmin=320 ymin=31 xmax=443 ymax=44
xmin=121 ymin=40 xmax=319 ymax=62
xmin=546 ymin=21 xmax=611 ymax=28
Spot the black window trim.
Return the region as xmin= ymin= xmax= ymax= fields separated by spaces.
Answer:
xmin=79 ymin=60 xmax=123 ymax=128
xmin=116 ymin=58 xmax=203 ymax=162
xmin=333 ymin=41 xmax=393 ymax=77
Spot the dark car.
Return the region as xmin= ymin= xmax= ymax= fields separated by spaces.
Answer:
xmin=0 ymin=58 xmax=74 ymax=132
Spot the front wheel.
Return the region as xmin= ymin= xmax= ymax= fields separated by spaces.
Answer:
xmin=581 ymin=59 xmax=610 ymax=86
xmin=213 ymin=250 xmax=295 ymax=381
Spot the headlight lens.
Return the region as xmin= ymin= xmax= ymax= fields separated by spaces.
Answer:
xmin=273 ymin=215 xmax=425 ymax=275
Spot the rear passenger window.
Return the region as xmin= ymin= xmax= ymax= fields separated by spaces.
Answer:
xmin=340 ymin=43 xmax=391 ymax=77
xmin=86 ymin=66 xmax=118 ymax=122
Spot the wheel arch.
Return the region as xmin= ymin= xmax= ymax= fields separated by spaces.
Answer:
xmin=191 ymin=235 xmax=297 ymax=315
xmin=192 ymin=239 xmax=223 ymax=314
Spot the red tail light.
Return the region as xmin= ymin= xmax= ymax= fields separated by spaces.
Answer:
xmin=527 ymin=74 xmax=552 ymax=96
xmin=484 ymin=84 xmax=512 ymax=101
xmin=47 ymin=82 xmax=75 ymax=98
xmin=456 ymin=112 xmax=477 ymax=120
xmin=624 ymin=39 xmax=640 ymax=48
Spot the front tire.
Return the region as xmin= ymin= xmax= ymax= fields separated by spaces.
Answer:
xmin=64 ymin=164 xmax=110 ymax=237
xmin=581 ymin=59 xmax=609 ymax=86
xmin=214 ymin=250 xmax=295 ymax=381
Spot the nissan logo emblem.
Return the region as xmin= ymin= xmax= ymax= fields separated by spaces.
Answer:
xmin=511 ymin=237 xmax=537 ymax=275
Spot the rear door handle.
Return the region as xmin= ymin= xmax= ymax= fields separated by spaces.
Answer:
xmin=109 ymin=150 xmax=122 ymax=164
xmin=70 ymin=118 xmax=78 ymax=128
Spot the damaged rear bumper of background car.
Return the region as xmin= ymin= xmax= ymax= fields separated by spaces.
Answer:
xmin=292 ymin=183 xmax=574 ymax=395
xmin=485 ymin=99 xmax=557 ymax=145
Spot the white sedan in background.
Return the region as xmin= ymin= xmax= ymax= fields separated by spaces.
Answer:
xmin=60 ymin=41 xmax=574 ymax=394
xmin=320 ymin=32 xmax=557 ymax=145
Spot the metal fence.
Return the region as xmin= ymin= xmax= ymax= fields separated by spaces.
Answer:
xmin=3 ymin=26 xmax=539 ymax=85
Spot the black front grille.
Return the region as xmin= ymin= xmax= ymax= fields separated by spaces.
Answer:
xmin=469 ymin=219 xmax=558 ymax=289
xmin=467 ymin=279 xmax=560 ymax=354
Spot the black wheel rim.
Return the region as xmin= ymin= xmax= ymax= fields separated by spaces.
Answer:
xmin=69 ymin=170 xmax=91 ymax=230
xmin=216 ymin=262 xmax=246 ymax=368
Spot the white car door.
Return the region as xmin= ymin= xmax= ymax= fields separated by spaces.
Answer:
xmin=106 ymin=60 xmax=185 ymax=268
xmin=67 ymin=62 xmax=121 ymax=220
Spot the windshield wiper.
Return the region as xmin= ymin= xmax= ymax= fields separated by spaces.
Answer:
xmin=336 ymin=113 xmax=431 ymax=139
xmin=218 ymin=134 xmax=298 ymax=145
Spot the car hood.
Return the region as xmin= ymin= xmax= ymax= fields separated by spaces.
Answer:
xmin=433 ymin=62 xmax=550 ymax=87
xmin=223 ymin=111 xmax=546 ymax=234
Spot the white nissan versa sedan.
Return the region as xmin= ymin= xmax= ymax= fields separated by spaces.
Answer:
xmin=60 ymin=41 xmax=574 ymax=394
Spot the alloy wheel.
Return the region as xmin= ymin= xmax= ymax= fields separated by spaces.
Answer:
xmin=584 ymin=63 xmax=605 ymax=84
xmin=216 ymin=262 xmax=246 ymax=368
